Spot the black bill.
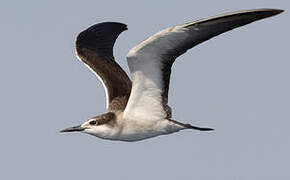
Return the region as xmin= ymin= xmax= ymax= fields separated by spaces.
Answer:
xmin=60 ymin=125 xmax=86 ymax=133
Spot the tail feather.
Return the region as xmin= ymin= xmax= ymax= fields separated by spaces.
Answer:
xmin=169 ymin=119 xmax=214 ymax=131
xmin=184 ymin=124 xmax=214 ymax=131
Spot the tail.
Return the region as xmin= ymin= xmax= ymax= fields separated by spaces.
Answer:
xmin=183 ymin=123 xmax=214 ymax=131
xmin=169 ymin=119 xmax=214 ymax=131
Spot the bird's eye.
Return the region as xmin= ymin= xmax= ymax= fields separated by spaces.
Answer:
xmin=89 ymin=120 xmax=97 ymax=125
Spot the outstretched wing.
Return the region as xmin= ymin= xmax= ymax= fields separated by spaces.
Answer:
xmin=76 ymin=22 xmax=132 ymax=112
xmin=124 ymin=9 xmax=283 ymax=121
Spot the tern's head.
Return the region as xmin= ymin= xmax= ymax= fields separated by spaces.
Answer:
xmin=60 ymin=112 xmax=117 ymax=138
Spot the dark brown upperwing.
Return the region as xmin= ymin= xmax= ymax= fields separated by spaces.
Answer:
xmin=76 ymin=22 xmax=132 ymax=112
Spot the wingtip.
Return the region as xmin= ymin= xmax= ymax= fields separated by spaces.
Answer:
xmin=275 ymin=9 xmax=284 ymax=13
xmin=263 ymin=8 xmax=284 ymax=15
xmin=226 ymin=8 xmax=284 ymax=20
xmin=105 ymin=22 xmax=128 ymax=31
xmin=85 ymin=22 xmax=128 ymax=33
xmin=76 ymin=21 xmax=128 ymax=55
xmin=269 ymin=8 xmax=284 ymax=13
xmin=123 ymin=24 xmax=128 ymax=31
xmin=249 ymin=8 xmax=284 ymax=18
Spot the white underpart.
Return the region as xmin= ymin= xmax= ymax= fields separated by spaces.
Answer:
xmin=124 ymin=25 xmax=191 ymax=122
xmin=76 ymin=51 xmax=109 ymax=109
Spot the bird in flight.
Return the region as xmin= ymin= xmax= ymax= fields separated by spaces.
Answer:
xmin=60 ymin=9 xmax=283 ymax=141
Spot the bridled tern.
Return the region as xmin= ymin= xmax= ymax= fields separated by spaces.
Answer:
xmin=60 ymin=9 xmax=283 ymax=141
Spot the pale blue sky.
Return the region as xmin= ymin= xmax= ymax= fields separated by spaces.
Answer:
xmin=0 ymin=0 xmax=289 ymax=179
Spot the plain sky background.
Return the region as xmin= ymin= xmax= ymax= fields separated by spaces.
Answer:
xmin=0 ymin=0 xmax=289 ymax=179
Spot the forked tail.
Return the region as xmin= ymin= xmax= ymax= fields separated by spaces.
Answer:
xmin=169 ymin=119 xmax=214 ymax=131
xmin=183 ymin=123 xmax=214 ymax=131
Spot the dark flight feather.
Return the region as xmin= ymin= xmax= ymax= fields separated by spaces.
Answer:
xmin=76 ymin=22 xmax=132 ymax=112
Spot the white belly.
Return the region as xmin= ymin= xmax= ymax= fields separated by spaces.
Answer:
xmin=115 ymin=119 xmax=183 ymax=142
